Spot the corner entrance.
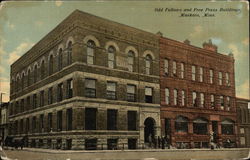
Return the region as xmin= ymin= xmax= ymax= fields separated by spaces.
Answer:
xmin=144 ymin=117 xmax=155 ymax=142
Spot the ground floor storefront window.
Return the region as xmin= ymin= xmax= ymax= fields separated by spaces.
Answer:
xmin=193 ymin=118 xmax=208 ymax=135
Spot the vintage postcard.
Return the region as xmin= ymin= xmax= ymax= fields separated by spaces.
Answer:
xmin=0 ymin=1 xmax=249 ymax=160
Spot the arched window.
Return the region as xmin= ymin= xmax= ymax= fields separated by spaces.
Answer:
xmin=221 ymin=119 xmax=234 ymax=135
xmin=27 ymin=70 xmax=31 ymax=86
xmin=108 ymin=46 xmax=115 ymax=68
xmin=175 ymin=116 xmax=188 ymax=133
xmin=67 ymin=41 xmax=72 ymax=65
xmin=58 ymin=48 xmax=63 ymax=71
xmin=41 ymin=61 xmax=45 ymax=79
xmin=145 ymin=55 xmax=152 ymax=75
xmin=49 ymin=55 xmax=53 ymax=75
xmin=16 ymin=77 xmax=20 ymax=92
xmin=193 ymin=118 xmax=208 ymax=135
xmin=127 ymin=50 xmax=135 ymax=72
xmin=34 ymin=65 xmax=38 ymax=83
xmin=87 ymin=40 xmax=95 ymax=65
xmin=174 ymin=89 xmax=178 ymax=105
xmin=21 ymin=73 xmax=25 ymax=89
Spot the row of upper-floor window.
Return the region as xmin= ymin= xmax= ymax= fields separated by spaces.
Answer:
xmin=163 ymin=59 xmax=232 ymax=86
xmin=11 ymin=39 xmax=157 ymax=94
xmin=164 ymin=88 xmax=233 ymax=111
xmin=10 ymin=108 xmax=137 ymax=135
xmin=9 ymin=78 xmax=157 ymax=116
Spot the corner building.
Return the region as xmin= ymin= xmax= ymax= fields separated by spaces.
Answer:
xmin=8 ymin=10 xmax=161 ymax=150
xmin=160 ymin=38 xmax=238 ymax=148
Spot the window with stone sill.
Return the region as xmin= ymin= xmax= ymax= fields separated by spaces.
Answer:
xmin=66 ymin=108 xmax=72 ymax=131
xmin=199 ymin=67 xmax=203 ymax=82
xmin=145 ymin=87 xmax=153 ymax=103
xmin=219 ymin=72 xmax=223 ymax=85
xmin=220 ymin=96 xmax=224 ymax=110
xmin=173 ymin=61 xmax=177 ymax=77
xmin=165 ymin=88 xmax=170 ymax=105
xmin=210 ymin=94 xmax=215 ymax=109
xmin=25 ymin=118 xmax=29 ymax=134
xmin=221 ymin=120 xmax=234 ymax=135
xmin=164 ymin=59 xmax=169 ymax=76
xmin=174 ymin=89 xmax=178 ymax=105
xmin=175 ymin=116 xmax=188 ymax=133
xmin=48 ymin=55 xmax=54 ymax=76
xmin=127 ymin=50 xmax=135 ymax=72
xmin=209 ymin=69 xmax=213 ymax=84
xmin=40 ymin=114 xmax=44 ymax=133
xmin=33 ymin=94 xmax=37 ymax=109
xmin=107 ymin=82 xmax=116 ymax=100
xmin=57 ymin=110 xmax=62 ymax=131
xmin=85 ymin=108 xmax=97 ymax=130
xmin=58 ymin=48 xmax=63 ymax=71
xmin=40 ymin=90 xmax=44 ymax=107
xmin=67 ymin=41 xmax=72 ymax=65
xmin=107 ymin=109 xmax=117 ymax=130
xmin=87 ymin=40 xmax=95 ymax=65
xmin=193 ymin=118 xmax=208 ymax=135
xmin=180 ymin=63 xmax=185 ymax=79
xmin=181 ymin=90 xmax=185 ymax=106
xmin=145 ymin=55 xmax=152 ymax=75
xmin=200 ymin=93 xmax=205 ymax=107
xmin=192 ymin=65 xmax=196 ymax=81
xmin=127 ymin=84 xmax=136 ymax=102
xmin=48 ymin=113 xmax=53 ymax=132
xmin=32 ymin=116 xmax=36 ymax=133
xmin=57 ymin=83 xmax=63 ymax=102
xmin=67 ymin=79 xmax=73 ymax=99
xmin=128 ymin=111 xmax=137 ymax=131
xmin=108 ymin=46 xmax=116 ymax=69
xmin=225 ymin=73 xmax=230 ymax=86
xmin=192 ymin=91 xmax=197 ymax=107
xmin=48 ymin=87 xmax=53 ymax=105
xmin=41 ymin=61 xmax=45 ymax=79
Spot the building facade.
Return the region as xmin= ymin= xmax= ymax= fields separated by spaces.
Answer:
xmin=8 ymin=10 xmax=161 ymax=150
xmin=236 ymin=98 xmax=250 ymax=148
xmin=0 ymin=102 xmax=9 ymax=145
xmin=159 ymin=38 xmax=238 ymax=148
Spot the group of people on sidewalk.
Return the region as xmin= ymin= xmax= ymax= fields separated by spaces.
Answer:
xmin=147 ymin=134 xmax=171 ymax=149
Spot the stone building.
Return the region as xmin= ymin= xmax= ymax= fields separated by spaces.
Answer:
xmin=236 ymin=98 xmax=250 ymax=148
xmin=0 ymin=102 xmax=9 ymax=144
xmin=8 ymin=10 xmax=161 ymax=150
xmin=159 ymin=38 xmax=238 ymax=148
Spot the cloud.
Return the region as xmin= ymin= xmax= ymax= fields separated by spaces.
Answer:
xmin=55 ymin=1 xmax=63 ymax=7
xmin=237 ymin=79 xmax=250 ymax=99
xmin=7 ymin=21 xmax=15 ymax=30
xmin=189 ymin=25 xmax=203 ymax=38
xmin=7 ymin=42 xmax=34 ymax=64
xmin=242 ymin=37 xmax=249 ymax=46
xmin=34 ymin=20 xmax=44 ymax=27
xmin=211 ymin=37 xmax=222 ymax=45
xmin=0 ymin=66 xmax=4 ymax=73
xmin=0 ymin=81 xmax=9 ymax=102
xmin=228 ymin=43 xmax=246 ymax=59
xmin=0 ymin=38 xmax=6 ymax=55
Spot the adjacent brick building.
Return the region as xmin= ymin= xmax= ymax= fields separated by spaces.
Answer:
xmin=8 ymin=10 xmax=161 ymax=150
xmin=159 ymin=37 xmax=238 ymax=148
xmin=236 ymin=98 xmax=250 ymax=148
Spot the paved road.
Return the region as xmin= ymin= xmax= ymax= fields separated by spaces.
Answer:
xmin=2 ymin=148 xmax=249 ymax=160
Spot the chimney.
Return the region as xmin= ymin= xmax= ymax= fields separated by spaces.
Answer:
xmin=184 ymin=39 xmax=190 ymax=45
xmin=156 ymin=31 xmax=163 ymax=37
xmin=202 ymin=39 xmax=217 ymax=52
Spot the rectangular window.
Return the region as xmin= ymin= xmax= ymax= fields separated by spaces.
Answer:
xmin=107 ymin=82 xmax=116 ymax=100
xmin=48 ymin=113 xmax=52 ymax=132
xmin=209 ymin=69 xmax=213 ymax=84
xmin=199 ymin=67 xmax=203 ymax=82
xmin=85 ymin=79 xmax=96 ymax=98
xmin=181 ymin=90 xmax=185 ymax=106
xmin=200 ymin=93 xmax=205 ymax=107
xmin=226 ymin=97 xmax=231 ymax=111
xmin=32 ymin=116 xmax=36 ymax=133
xmin=57 ymin=111 xmax=62 ymax=131
xmin=180 ymin=63 xmax=184 ymax=79
xmin=164 ymin=59 xmax=169 ymax=75
xmin=85 ymin=108 xmax=97 ymax=130
xmin=219 ymin=72 xmax=222 ymax=85
xmin=48 ymin=87 xmax=53 ymax=105
xmin=33 ymin=94 xmax=37 ymax=109
xmin=27 ymin=96 xmax=30 ymax=111
xmin=108 ymin=52 xmax=114 ymax=69
xmin=220 ymin=96 xmax=224 ymax=110
xmin=211 ymin=94 xmax=215 ymax=108
xmin=174 ymin=89 xmax=178 ymax=105
xmin=40 ymin=90 xmax=44 ymax=107
xmin=21 ymin=99 xmax=24 ymax=113
xmin=192 ymin=92 xmax=197 ymax=107
xmin=127 ymin=84 xmax=136 ymax=102
xmin=107 ymin=109 xmax=117 ymax=130
xmin=26 ymin=118 xmax=29 ymax=134
xmin=67 ymin=79 xmax=73 ymax=98
xmin=145 ymin=87 xmax=153 ymax=103
xmin=57 ymin=83 xmax=63 ymax=102
xmin=87 ymin=46 xmax=94 ymax=65
xmin=165 ymin=88 xmax=169 ymax=105
xmin=226 ymin=73 xmax=230 ymax=86
xmin=173 ymin=61 xmax=177 ymax=76
xmin=128 ymin=111 xmax=137 ymax=131
xmin=66 ymin=108 xmax=72 ymax=131
xmin=40 ymin=114 xmax=44 ymax=132
xmin=192 ymin=65 xmax=196 ymax=81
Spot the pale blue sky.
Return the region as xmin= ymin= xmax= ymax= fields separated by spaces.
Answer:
xmin=0 ymin=1 xmax=249 ymax=102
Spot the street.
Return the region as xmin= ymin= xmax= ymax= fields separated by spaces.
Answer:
xmin=2 ymin=148 xmax=249 ymax=160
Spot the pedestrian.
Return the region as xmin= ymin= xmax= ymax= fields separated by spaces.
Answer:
xmin=161 ymin=137 xmax=165 ymax=149
xmin=148 ymin=134 xmax=152 ymax=148
xmin=158 ymin=136 xmax=161 ymax=148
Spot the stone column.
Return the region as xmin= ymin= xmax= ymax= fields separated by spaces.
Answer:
xmin=118 ymin=138 xmax=128 ymax=150
xmin=98 ymin=138 xmax=106 ymax=150
xmin=139 ymin=125 xmax=145 ymax=148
